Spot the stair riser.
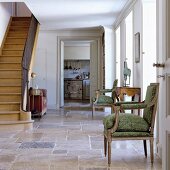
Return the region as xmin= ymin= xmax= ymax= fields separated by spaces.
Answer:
xmin=11 ymin=21 xmax=30 ymax=26
xmin=3 ymin=44 xmax=25 ymax=51
xmin=9 ymin=27 xmax=29 ymax=32
xmin=0 ymin=87 xmax=21 ymax=93
xmin=0 ymin=114 xmax=19 ymax=121
xmin=0 ymin=57 xmax=22 ymax=63
xmin=0 ymin=104 xmax=20 ymax=111
xmin=5 ymin=38 xmax=26 ymax=45
xmin=12 ymin=17 xmax=31 ymax=21
xmin=7 ymin=32 xmax=28 ymax=38
xmin=0 ymin=79 xmax=21 ymax=84
xmin=0 ymin=95 xmax=21 ymax=102
xmin=0 ymin=71 xmax=21 ymax=78
xmin=2 ymin=50 xmax=23 ymax=56
xmin=0 ymin=63 xmax=21 ymax=69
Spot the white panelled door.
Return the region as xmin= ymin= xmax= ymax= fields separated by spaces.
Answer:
xmin=157 ymin=0 xmax=170 ymax=169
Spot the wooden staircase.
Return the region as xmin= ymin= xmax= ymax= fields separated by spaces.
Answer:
xmin=0 ymin=17 xmax=34 ymax=130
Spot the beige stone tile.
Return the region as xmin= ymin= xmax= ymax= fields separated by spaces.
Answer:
xmin=79 ymin=156 xmax=108 ymax=167
xmin=0 ymin=106 xmax=162 ymax=170
xmin=0 ymin=163 xmax=12 ymax=170
xmin=67 ymin=134 xmax=89 ymax=141
xmin=0 ymin=154 xmax=16 ymax=163
xmin=0 ymin=143 xmax=21 ymax=149
xmin=10 ymin=162 xmax=50 ymax=170
xmin=68 ymin=149 xmax=102 ymax=157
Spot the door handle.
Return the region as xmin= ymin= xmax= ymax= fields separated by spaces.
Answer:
xmin=153 ymin=63 xmax=165 ymax=68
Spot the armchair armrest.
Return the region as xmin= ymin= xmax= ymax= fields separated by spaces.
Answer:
xmin=115 ymin=101 xmax=142 ymax=106
xmin=96 ymin=89 xmax=112 ymax=94
xmin=119 ymin=102 xmax=147 ymax=110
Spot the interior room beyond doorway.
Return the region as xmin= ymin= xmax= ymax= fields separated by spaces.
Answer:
xmin=63 ymin=41 xmax=91 ymax=105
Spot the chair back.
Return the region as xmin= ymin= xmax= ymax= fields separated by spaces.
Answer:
xmin=143 ymin=83 xmax=159 ymax=133
xmin=111 ymin=79 xmax=118 ymax=102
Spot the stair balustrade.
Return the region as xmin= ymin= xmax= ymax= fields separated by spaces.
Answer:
xmin=21 ymin=15 xmax=39 ymax=111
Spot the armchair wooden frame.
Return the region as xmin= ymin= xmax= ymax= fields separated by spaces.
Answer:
xmin=92 ymin=79 xmax=118 ymax=118
xmin=103 ymin=83 xmax=159 ymax=166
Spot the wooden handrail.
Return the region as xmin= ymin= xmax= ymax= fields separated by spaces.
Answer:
xmin=21 ymin=14 xmax=39 ymax=111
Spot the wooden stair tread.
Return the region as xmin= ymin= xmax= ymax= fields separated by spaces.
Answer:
xmin=0 ymin=62 xmax=21 ymax=64
xmin=0 ymin=101 xmax=21 ymax=104
xmin=5 ymin=37 xmax=26 ymax=39
xmin=0 ymin=77 xmax=21 ymax=79
xmin=0 ymin=93 xmax=21 ymax=95
xmin=0 ymin=54 xmax=23 ymax=57
xmin=0 ymin=69 xmax=21 ymax=71
xmin=3 ymin=49 xmax=24 ymax=51
xmin=0 ymin=84 xmax=21 ymax=87
xmin=0 ymin=111 xmax=20 ymax=114
xmin=0 ymin=120 xmax=34 ymax=125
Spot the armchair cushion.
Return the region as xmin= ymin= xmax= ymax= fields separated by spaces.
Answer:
xmin=97 ymin=95 xmax=113 ymax=104
xmin=103 ymin=113 xmax=149 ymax=132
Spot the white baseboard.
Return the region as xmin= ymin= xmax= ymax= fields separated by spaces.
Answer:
xmin=156 ymin=142 xmax=162 ymax=159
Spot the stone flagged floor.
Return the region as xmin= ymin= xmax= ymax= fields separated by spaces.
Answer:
xmin=0 ymin=104 xmax=162 ymax=170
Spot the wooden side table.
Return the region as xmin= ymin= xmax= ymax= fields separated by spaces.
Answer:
xmin=116 ymin=87 xmax=141 ymax=115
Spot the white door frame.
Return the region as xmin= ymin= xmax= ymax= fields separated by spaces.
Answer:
xmin=56 ymin=36 xmax=102 ymax=108
xmin=157 ymin=0 xmax=170 ymax=169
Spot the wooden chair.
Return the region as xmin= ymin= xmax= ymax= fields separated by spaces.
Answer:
xmin=92 ymin=79 xmax=118 ymax=118
xmin=103 ymin=83 xmax=159 ymax=166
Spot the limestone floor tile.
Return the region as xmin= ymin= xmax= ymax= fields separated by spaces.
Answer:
xmin=0 ymin=154 xmax=16 ymax=163
xmin=79 ymin=167 xmax=108 ymax=170
xmin=0 ymin=162 xmax=12 ymax=170
xmin=49 ymin=155 xmax=78 ymax=168
xmin=0 ymin=143 xmax=21 ymax=150
xmin=67 ymin=149 xmax=102 ymax=157
xmin=10 ymin=162 xmax=50 ymax=170
xmin=78 ymin=156 xmax=109 ymax=167
xmin=0 ymin=104 xmax=162 ymax=170
xmin=67 ymin=134 xmax=89 ymax=141
xmin=55 ymin=140 xmax=90 ymax=150
xmin=50 ymin=165 xmax=79 ymax=170
xmin=15 ymin=133 xmax=43 ymax=142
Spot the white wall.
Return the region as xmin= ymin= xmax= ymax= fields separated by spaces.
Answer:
xmin=0 ymin=2 xmax=12 ymax=47
xmin=104 ymin=26 xmax=115 ymax=89
xmin=133 ymin=0 xmax=143 ymax=91
xmin=32 ymin=31 xmax=57 ymax=109
xmin=64 ymin=46 xmax=90 ymax=60
xmin=16 ymin=2 xmax=31 ymax=17
xmin=33 ymin=29 xmax=102 ymax=109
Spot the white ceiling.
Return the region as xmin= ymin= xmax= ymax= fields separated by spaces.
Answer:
xmin=24 ymin=0 xmax=132 ymax=30
xmin=0 ymin=0 xmax=132 ymax=30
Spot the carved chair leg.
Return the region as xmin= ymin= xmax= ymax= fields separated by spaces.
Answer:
xmin=92 ymin=105 xmax=95 ymax=118
xmin=143 ymin=140 xmax=147 ymax=157
xmin=108 ymin=141 xmax=111 ymax=166
xmin=104 ymin=135 xmax=107 ymax=157
xmin=150 ymin=138 xmax=154 ymax=164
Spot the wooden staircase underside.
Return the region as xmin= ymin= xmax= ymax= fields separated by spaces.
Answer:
xmin=0 ymin=17 xmax=33 ymax=129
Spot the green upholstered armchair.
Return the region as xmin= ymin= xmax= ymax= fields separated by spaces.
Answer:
xmin=103 ymin=83 xmax=159 ymax=166
xmin=92 ymin=79 xmax=118 ymax=118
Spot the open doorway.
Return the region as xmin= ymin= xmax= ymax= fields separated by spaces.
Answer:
xmin=57 ymin=38 xmax=101 ymax=109
xmin=63 ymin=41 xmax=91 ymax=106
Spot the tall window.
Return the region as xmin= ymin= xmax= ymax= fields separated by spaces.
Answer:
xmin=116 ymin=27 xmax=120 ymax=86
xmin=125 ymin=11 xmax=133 ymax=86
